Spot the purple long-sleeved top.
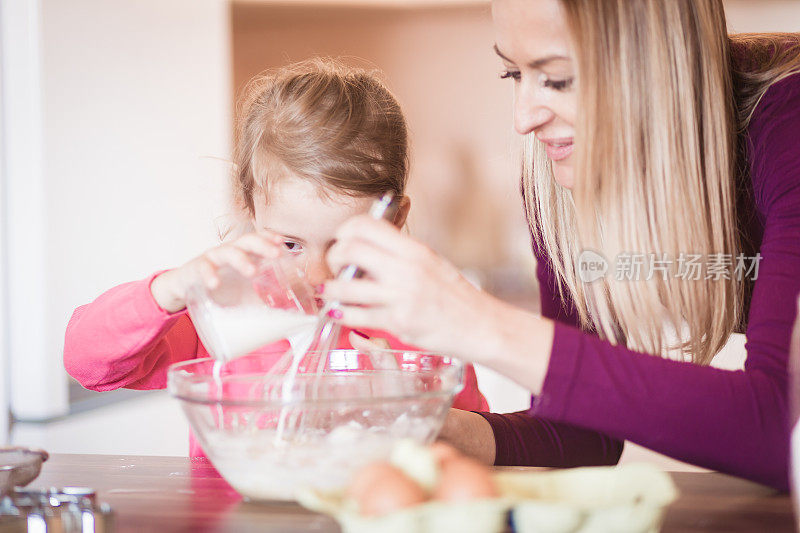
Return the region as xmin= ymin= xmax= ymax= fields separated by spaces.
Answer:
xmin=477 ymin=68 xmax=800 ymax=491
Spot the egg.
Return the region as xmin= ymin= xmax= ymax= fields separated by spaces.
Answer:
xmin=430 ymin=442 xmax=461 ymax=465
xmin=434 ymin=456 xmax=499 ymax=502
xmin=390 ymin=439 xmax=439 ymax=491
xmin=347 ymin=461 xmax=388 ymax=503
xmin=348 ymin=461 xmax=428 ymax=516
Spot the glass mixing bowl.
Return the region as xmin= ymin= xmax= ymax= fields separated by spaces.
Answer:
xmin=167 ymin=349 xmax=464 ymax=501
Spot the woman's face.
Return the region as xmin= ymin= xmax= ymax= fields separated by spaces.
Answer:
xmin=492 ymin=0 xmax=577 ymax=188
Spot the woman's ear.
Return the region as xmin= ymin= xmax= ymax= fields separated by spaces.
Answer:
xmin=392 ymin=195 xmax=411 ymax=228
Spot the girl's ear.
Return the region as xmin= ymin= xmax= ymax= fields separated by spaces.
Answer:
xmin=392 ymin=195 xmax=411 ymax=228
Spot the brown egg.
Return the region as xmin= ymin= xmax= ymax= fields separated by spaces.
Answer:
xmin=434 ymin=456 xmax=499 ymax=502
xmin=348 ymin=461 xmax=390 ymax=503
xmin=348 ymin=461 xmax=427 ymax=516
xmin=430 ymin=442 xmax=462 ymax=465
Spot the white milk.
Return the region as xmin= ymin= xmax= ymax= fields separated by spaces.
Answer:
xmin=194 ymin=304 xmax=317 ymax=362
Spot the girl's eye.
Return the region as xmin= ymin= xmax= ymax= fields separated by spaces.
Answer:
xmin=541 ymin=77 xmax=574 ymax=92
xmin=284 ymin=241 xmax=302 ymax=254
xmin=499 ymin=70 xmax=521 ymax=82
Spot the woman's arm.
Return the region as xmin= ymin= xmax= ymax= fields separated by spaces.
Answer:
xmin=438 ymin=408 xmax=623 ymax=467
xmin=63 ymin=270 xmax=199 ymax=391
xmin=437 ymin=409 xmax=496 ymax=464
xmin=440 ymin=245 xmax=623 ymax=467
xmin=525 ymin=74 xmax=800 ymax=491
xmin=474 ymin=242 xmax=624 ymax=468
xmin=325 ymin=213 xmax=625 ymax=469
xmin=324 ymin=69 xmax=799 ymax=488
xmin=488 ymin=73 xmax=800 ymax=489
xmin=326 ymin=190 xmax=795 ymax=489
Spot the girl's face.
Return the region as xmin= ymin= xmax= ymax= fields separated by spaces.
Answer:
xmin=492 ymin=0 xmax=577 ymax=188
xmin=253 ymin=176 xmax=409 ymax=293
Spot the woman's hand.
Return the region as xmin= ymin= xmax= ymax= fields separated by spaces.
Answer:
xmin=150 ymin=231 xmax=285 ymax=314
xmin=437 ymin=409 xmax=496 ymax=465
xmin=323 ymin=216 xmax=507 ymax=363
xmin=323 ymin=217 xmax=555 ymax=396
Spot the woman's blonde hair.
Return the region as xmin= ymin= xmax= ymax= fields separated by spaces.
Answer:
xmin=222 ymin=58 xmax=408 ymax=239
xmin=523 ymin=0 xmax=800 ymax=364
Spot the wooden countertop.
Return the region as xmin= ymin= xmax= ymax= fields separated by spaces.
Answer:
xmin=26 ymin=454 xmax=795 ymax=532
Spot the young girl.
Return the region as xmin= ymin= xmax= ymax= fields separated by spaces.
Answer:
xmin=63 ymin=59 xmax=488 ymax=457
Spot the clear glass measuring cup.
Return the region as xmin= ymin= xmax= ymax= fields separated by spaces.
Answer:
xmin=185 ymin=249 xmax=319 ymax=362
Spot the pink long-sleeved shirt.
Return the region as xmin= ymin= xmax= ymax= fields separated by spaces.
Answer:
xmin=63 ymin=269 xmax=488 ymax=457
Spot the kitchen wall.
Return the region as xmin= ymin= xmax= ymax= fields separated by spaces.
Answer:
xmin=231 ymin=0 xmax=800 ymax=283
xmin=725 ymin=0 xmax=800 ymax=33
xmin=2 ymin=0 xmax=798 ymax=462
xmin=232 ymin=4 xmax=534 ymax=295
xmin=0 ymin=5 xmax=9 ymax=444
xmin=3 ymin=0 xmax=231 ymax=447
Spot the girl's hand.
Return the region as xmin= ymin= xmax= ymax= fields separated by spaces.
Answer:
xmin=323 ymin=216 xmax=508 ymax=363
xmin=150 ymin=231 xmax=285 ymax=314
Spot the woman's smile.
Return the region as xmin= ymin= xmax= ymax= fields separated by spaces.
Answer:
xmin=539 ymin=136 xmax=574 ymax=161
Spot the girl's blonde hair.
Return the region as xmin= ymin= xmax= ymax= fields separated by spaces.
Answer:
xmin=223 ymin=58 xmax=408 ymax=238
xmin=523 ymin=0 xmax=800 ymax=365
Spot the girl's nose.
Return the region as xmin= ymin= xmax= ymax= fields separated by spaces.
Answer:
xmin=514 ymin=83 xmax=555 ymax=135
xmin=305 ymin=258 xmax=333 ymax=288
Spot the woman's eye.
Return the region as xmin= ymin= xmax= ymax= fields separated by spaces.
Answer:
xmin=499 ymin=70 xmax=521 ymax=82
xmin=284 ymin=241 xmax=302 ymax=254
xmin=542 ymin=77 xmax=574 ymax=92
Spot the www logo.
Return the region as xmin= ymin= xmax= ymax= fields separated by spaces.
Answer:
xmin=578 ymin=250 xmax=609 ymax=283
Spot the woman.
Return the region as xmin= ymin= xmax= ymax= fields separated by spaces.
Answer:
xmin=321 ymin=0 xmax=800 ymax=490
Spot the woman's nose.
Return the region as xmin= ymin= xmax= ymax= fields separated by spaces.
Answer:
xmin=514 ymin=83 xmax=555 ymax=135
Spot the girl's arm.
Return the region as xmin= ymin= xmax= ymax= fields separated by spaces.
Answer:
xmin=63 ymin=270 xmax=200 ymax=391
xmin=64 ymin=231 xmax=285 ymax=391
